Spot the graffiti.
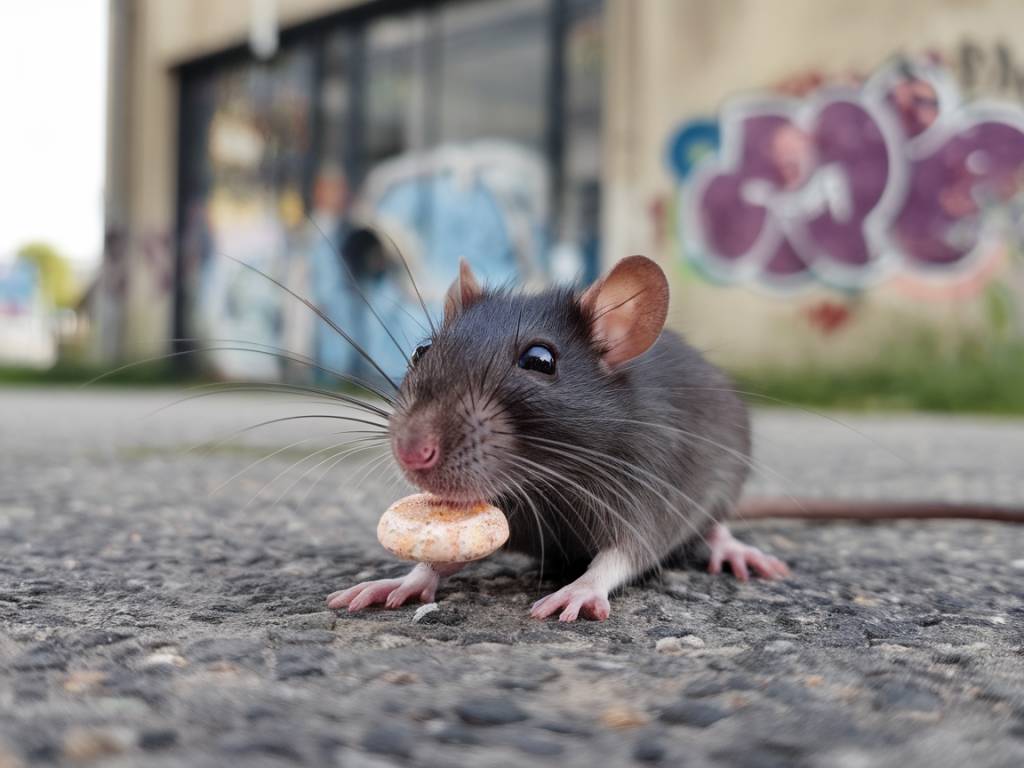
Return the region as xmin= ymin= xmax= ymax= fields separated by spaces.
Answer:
xmin=309 ymin=141 xmax=551 ymax=381
xmin=958 ymin=40 xmax=1024 ymax=103
xmin=804 ymin=300 xmax=853 ymax=335
xmin=0 ymin=261 xmax=56 ymax=367
xmin=191 ymin=141 xmax=552 ymax=381
xmin=670 ymin=56 xmax=1024 ymax=292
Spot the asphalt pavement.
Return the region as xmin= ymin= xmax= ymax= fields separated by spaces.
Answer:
xmin=1 ymin=387 xmax=1022 ymax=768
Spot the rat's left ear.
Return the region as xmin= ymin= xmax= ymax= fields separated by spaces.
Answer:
xmin=444 ymin=258 xmax=483 ymax=323
xmin=580 ymin=255 xmax=669 ymax=368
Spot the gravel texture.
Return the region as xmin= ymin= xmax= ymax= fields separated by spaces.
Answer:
xmin=1 ymin=388 xmax=1023 ymax=768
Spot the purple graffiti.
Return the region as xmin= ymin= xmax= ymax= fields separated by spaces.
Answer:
xmin=681 ymin=58 xmax=1024 ymax=290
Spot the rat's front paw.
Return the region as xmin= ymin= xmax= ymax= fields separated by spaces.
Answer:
xmin=326 ymin=563 xmax=441 ymax=612
xmin=531 ymin=579 xmax=611 ymax=622
xmin=706 ymin=523 xmax=790 ymax=581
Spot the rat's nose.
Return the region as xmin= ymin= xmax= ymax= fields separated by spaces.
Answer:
xmin=395 ymin=433 xmax=440 ymax=471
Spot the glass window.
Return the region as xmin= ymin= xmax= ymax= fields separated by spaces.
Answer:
xmin=437 ymin=0 xmax=548 ymax=148
xmin=177 ymin=0 xmax=605 ymax=382
xmin=560 ymin=0 xmax=604 ymax=282
xmin=178 ymin=50 xmax=316 ymax=379
xmin=364 ymin=12 xmax=431 ymax=169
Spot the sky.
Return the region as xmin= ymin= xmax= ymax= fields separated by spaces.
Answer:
xmin=0 ymin=1 xmax=107 ymax=268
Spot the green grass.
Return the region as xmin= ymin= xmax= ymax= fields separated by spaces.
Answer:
xmin=5 ymin=340 xmax=1024 ymax=415
xmin=0 ymin=361 xmax=197 ymax=387
xmin=734 ymin=341 xmax=1024 ymax=415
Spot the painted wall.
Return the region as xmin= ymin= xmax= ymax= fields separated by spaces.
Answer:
xmin=606 ymin=0 xmax=1024 ymax=371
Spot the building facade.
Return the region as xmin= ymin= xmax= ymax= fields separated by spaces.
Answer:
xmin=100 ymin=0 xmax=1024 ymax=380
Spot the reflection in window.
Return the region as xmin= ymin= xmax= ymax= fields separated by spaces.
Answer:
xmin=365 ymin=13 xmax=430 ymax=168
xmin=176 ymin=0 xmax=605 ymax=382
xmin=559 ymin=0 xmax=604 ymax=283
xmin=438 ymin=0 xmax=547 ymax=148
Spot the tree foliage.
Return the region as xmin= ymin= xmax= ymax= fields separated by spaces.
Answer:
xmin=16 ymin=242 xmax=79 ymax=309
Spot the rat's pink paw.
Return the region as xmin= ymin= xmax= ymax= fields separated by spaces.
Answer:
xmin=707 ymin=523 xmax=790 ymax=581
xmin=531 ymin=580 xmax=611 ymax=622
xmin=326 ymin=565 xmax=440 ymax=612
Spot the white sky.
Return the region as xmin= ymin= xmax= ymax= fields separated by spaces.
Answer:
xmin=0 ymin=1 xmax=107 ymax=267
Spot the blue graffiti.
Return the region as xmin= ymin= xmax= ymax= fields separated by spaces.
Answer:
xmin=667 ymin=119 xmax=720 ymax=180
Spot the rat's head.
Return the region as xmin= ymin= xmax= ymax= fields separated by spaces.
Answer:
xmin=389 ymin=256 xmax=669 ymax=503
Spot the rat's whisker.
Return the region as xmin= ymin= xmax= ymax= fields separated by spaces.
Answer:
xmin=248 ymin=436 xmax=388 ymax=510
xmin=168 ymin=336 xmax=399 ymax=404
xmin=187 ymin=414 xmax=389 ymax=459
xmin=289 ymin=440 xmax=392 ymax=509
xmin=210 ymin=429 xmax=382 ymax=497
xmin=307 ymin=215 xmax=411 ymax=368
xmin=223 ymin=254 xmax=401 ymax=392
xmin=501 ymin=454 xmax=664 ymax=570
xmin=507 ymin=436 xmax=712 ymax=548
xmin=152 ymin=382 xmax=392 ymax=420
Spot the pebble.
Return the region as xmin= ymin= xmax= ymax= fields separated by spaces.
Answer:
xmin=685 ymin=675 xmax=758 ymax=697
xmin=379 ymin=670 xmax=419 ymax=685
xmin=509 ymin=734 xmax=564 ymax=756
xmin=284 ymin=611 xmax=336 ymax=630
xmin=275 ymin=646 xmax=330 ymax=679
xmin=268 ymin=629 xmax=336 ymax=645
xmin=872 ymin=680 xmax=943 ymax=713
xmin=75 ymin=630 xmax=134 ymax=648
xmin=412 ymin=603 xmax=439 ymax=623
xmin=138 ymin=729 xmax=178 ymax=750
xmin=12 ymin=645 xmax=66 ymax=672
xmin=185 ymin=638 xmax=264 ymax=665
xmin=62 ymin=728 xmax=125 ymax=762
xmin=0 ymin=745 xmax=24 ymax=768
xmin=494 ymin=662 xmax=560 ymax=690
xmin=140 ymin=652 xmax=187 ymax=669
xmin=455 ymin=697 xmax=528 ymax=726
xmin=656 ymin=635 xmax=705 ymax=654
xmin=656 ymin=637 xmax=684 ymax=654
xmin=658 ymin=701 xmax=731 ymax=728
xmin=63 ymin=671 xmax=107 ymax=694
xmin=361 ymin=724 xmax=415 ymax=758
xmin=433 ymin=724 xmax=480 ymax=745
xmin=218 ymin=731 xmax=303 ymax=761
xmin=633 ymin=739 xmax=667 ymax=763
xmin=600 ymin=706 xmax=650 ymax=729
xmin=764 ymin=640 xmax=797 ymax=654
xmin=538 ymin=720 xmax=593 ymax=737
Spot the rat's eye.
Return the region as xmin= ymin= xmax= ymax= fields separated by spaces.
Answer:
xmin=411 ymin=343 xmax=431 ymax=366
xmin=518 ymin=344 xmax=556 ymax=375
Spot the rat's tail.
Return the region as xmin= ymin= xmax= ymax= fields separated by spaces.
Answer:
xmin=738 ymin=498 xmax=1024 ymax=524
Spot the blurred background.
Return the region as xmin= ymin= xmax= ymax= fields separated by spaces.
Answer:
xmin=3 ymin=0 xmax=1024 ymax=412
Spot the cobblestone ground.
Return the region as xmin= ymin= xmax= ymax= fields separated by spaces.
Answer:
xmin=1 ymin=388 xmax=1023 ymax=768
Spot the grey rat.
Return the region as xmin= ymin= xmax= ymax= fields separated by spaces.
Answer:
xmin=326 ymin=255 xmax=788 ymax=621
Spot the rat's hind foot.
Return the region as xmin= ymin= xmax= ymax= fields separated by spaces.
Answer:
xmin=706 ymin=523 xmax=790 ymax=581
xmin=531 ymin=578 xmax=611 ymax=622
xmin=326 ymin=562 xmax=449 ymax=612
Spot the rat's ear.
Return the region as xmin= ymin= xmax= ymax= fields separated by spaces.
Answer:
xmin=580 ymin=255 xmax=669 ymax=368
xmin=444 ymin=258 xmax=483 ymax=323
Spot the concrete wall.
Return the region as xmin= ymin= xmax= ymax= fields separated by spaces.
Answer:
xmin=102 ymin=0 xmax=365 ymax=360
xmin=104 ymin=0 xmax=1024 ymax=371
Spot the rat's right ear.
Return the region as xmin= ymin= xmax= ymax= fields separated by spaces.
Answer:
xmin=444 ymin=259 xmax=483 ymax=323
xmin=580 ymin=255 xmax=669 ymax=368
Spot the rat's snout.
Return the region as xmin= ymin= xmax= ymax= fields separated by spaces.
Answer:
xmin=393 ymin=414 xmax=442 ymax=472
xmin=396 ymin=434 xmax=440 ymax=471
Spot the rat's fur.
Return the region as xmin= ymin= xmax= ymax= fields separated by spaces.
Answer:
xmin=390 ymin=285 xmax=751 ymax=577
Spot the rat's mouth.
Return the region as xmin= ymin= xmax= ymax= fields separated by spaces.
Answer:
xmin=402 ymin=468 xmax=493 ymax=506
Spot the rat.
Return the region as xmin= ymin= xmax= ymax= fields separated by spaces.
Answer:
xmin=326 ymin=254 xmax=791 ymax=621
xmin=325 ymin=255 xmax=1024 ymax=621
